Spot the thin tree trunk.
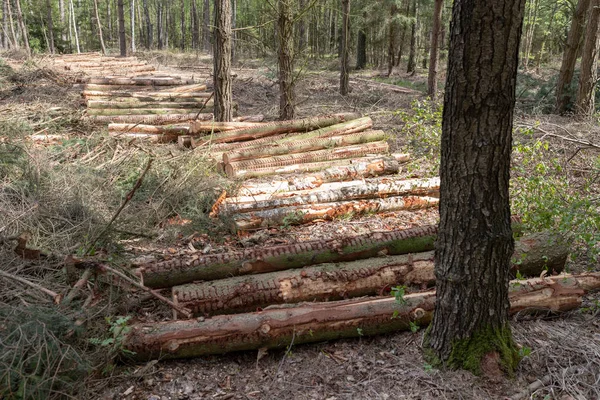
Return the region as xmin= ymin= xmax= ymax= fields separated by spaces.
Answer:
xmin=131 ymin=0 xmax=136 ymax=52
xmin=117 ymin=0 xmax=126 ymax=56
xmin=387 ymin=4 xmax=396 ymax=76
xmin=180 ymin=0 xmax=185 ymax=50
xmin=156 ymin=1 xmax=163 ymax=50
xmin=231 ymin=0 xmax=236 ymax=62
xmin=356 ymin=12 xmax=367 ymax=69
xmin=425 ymin=0 xmax=527 ymax=374
xmin=202 ymin=0 xmax=210 ymax=52
xmin=576 ymin=0 xmax=600 ymax=116
xmin=213 ymin=0 xmax=233 ymax=121
xmin=191 ymin=0 xmax=199 ymax=49
xmin=406 ymin=0 xmax=416 ymax=74
xmin=555 ymin=0 xmax=591 ymax=114
xmin=14 ymin=0 xmax=30 ymax=56
xmin=278 ymin=0 xmax=295 ymax=120
xmin=59 ymin=0 xmax=65 ymax=41
xmin=340 ymin=0 xmax=350 ymax=95
xmin=1 ymin=0 xmax=7 ymax=48
xmin=5 ymin=0 xmax=18 ymax=49
xmin=93 ymin=0 xmax=106 ymax=54
xmin=427 ymin=0 xmax=443 ymax=99
xmin=143 ymin=0 xmax=151 ymax=49
xmin=70 ymin=0 xmax=80 ymax=53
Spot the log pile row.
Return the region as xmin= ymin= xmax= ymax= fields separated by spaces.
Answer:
xmin=50 ymin=52 xmax=158 ymax=77
xmin=122 ymin=224 xmax=597 ymax=361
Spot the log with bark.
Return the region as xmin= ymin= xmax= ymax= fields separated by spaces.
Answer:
xmin=83 ymin=76 xmax=193 ymax=85
xmin=190 ymin=120 xmax=266 ymax=133
xmin=222 ymin=130 xmax=388 ymax=163
xmin=173 ymin=231 xmax=571 ymax=316
xmin=223 ymin=154 xmax=410 ymax=179
xmin=196 ymin=113 xmax=361 ymax=145
xmin=223 ymin=177 xmax=440 ymax=214
xmin=87 ymin=113 xmax=215 ymax=124
xmin=232 ymin=195 xmax=439 ymax=231
xmin=108 ymin=123 xmax=189 ymax=134
xmin=107 ymin=132 xmax=180 ymax=143
xmin=81 ymin=84 xmax=183 ymax=92
xmin=157 ymin=83 xmax=209 ymax=93
xmin=137 ymin=225 xmax=439 ymax=288
xmin=225 ymin=141 xmax=390 ymax=178
xmin=236 ymin=156 xmax=409 ymax=196
xmin=123 ymin=272 xmax=600 ymax=360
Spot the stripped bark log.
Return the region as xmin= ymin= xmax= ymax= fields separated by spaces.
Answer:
xmin=157 ymin=83 xmax=209 ymax=93
xmin=108 ymin=123 xmax=189 ymax=134
xmin=223 ymin=154 xmax=409 ymax=179
xmin=223 ymin=130 xmax=388 ymax=163
xmin=82 ymin=77 xmax=192 ymax=85
xmin=233 ymin=196 xmax=439 ymax=231
xmin=137 ymin=225 xmax=439 ymax=288
xmin=236 ymin=156 xmax=408 ymax=195
xmin=173 ymin=231 xmax=571 ymax=316
xmin=197 ymin=113 xmax=361 ymax=144
xmin=174 ymin=252 xmax=436 ymax=315
xmin=87 ymin=106 xmax=215 ymax=116
xmin=235 ymin=115 xmax=265 ymax=122
xmin=191 ymin=120 xmax=266 ymax=133
xmin=81 ymin=83 xmax=184 ymax=91
xmin=273 ymin=116 xmax=373 ymax=143
xmin=224 ymin=177 xmax=440 ymax=214
xmin=108 ymin=132 xmax=180 ymax=143
xmin=82 ymin=91 xmax=211 ymax=99
xmin=123 ymin=273 xmax=600 ymax=360
xmin=87 ymin=100 xmax=214 ymax=109
xmin=225 ymin=141 xmax=390 ymax=178
xmin=86 ymin=113 xmax=214 ymax=124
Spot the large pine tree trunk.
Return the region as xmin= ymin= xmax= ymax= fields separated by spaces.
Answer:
xmin=576 ymin=0 xmax=600 ymax=116
xmin=555 ymin=0 xmax=591 ymax=114
xmin=278 ymin=0 xmax=295 ymax=120
xmin=93 ymin=0 xmax=106 ymax=54
xmin=340 ymin=0 xmax=350 ymax=95
xmin=213 ymin=0 xmax=233 ymax=121
xmin=426 ymin=0 xmax=527 ymax=374
xmin=427 ymin=0 xmax=443 ymax=99
xmin=117 ymin=0 xmax=127 ymax=56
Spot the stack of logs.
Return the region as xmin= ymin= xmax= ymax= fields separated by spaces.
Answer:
xmin=122 ymin=223 xmax=600 ymax=361
xmin=51 ymin=52 xmax=157 ymax=76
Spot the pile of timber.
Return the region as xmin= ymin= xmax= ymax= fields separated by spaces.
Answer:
xmin=51 ymin=52 xmax=158 ymax=77
xmin=121 ymin=226 xmax=598 ymax=361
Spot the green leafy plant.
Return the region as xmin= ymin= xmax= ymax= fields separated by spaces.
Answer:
xmin=88 ymin=316 xmax=135 ymax=357
xmin=391 ymin=285 xmax=408 ymax=305
xmin=409 ymin=321 xmax=420 ymax=333
xmin=281 ymin=210 xmax=307 ymax=228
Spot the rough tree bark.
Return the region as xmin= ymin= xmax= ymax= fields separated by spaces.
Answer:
xmin=387 ymin=4 xmax=397 ymax=76
xmin=277 ymin=0 xmax=295 ymax=120
xmin=555 ymin=0 xmax=591 ymax=114
xmin=427 ymin=0 xmax=443 ymax=99
xmin=143 ymin=0 xmax=152 ymax=48
xmin=356 ymin=12 xmax=367 ymax=70
xmin=213 ymin=0 xmax=233 ymax=121
xmin=576 ymin=0 xmax=600 ymax=116
xmin=425 ymin=0 xmax=527 ymax=375
xmin=406 ymin=0 xmax=417 ymax=74
xmin=202 ymin=0 xmax=210 ymax=52
xmin=340 ymin=0 xmax=350 ymax=95
xmin=117 ymin=0 xmax=126 ymax=56
xmin=131 ymin=0 xmax=136 ymax=52
xmin=93 ymin=0 xmax=106 ymax=54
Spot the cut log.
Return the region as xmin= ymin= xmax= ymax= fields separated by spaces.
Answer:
xmin=87 ymin=106 xmax=214 ymax=116
xmin=232 ymin=195 xmax=438 ymax=231
xmin=122 ymin=273 xmax=599 ymax=360
xmin=196 ymin=113 xmax=361 ymax=144
xmin=224 ymin=177 xmax=440 ymax=214
xmin=109 ymin=124 xmax=189 ymax=135
xmin=81 ymin=84 xmax=183 ymax=91
xmin=84 ymin=77 xmax=191 ymax=85
xmin=511 ymin=231 xmax=571 ymax=277
xmin=178 ymin=136 xmax=193 ymax=148
xmin=107 ymin=132 xmax=180 ymax=143
xmin=174 ymin=252 xmax=436 ymax=315
xmin=223 ymin=130 xmax=388 ymax=163
xmin=235 ymin=115 xmax=265 ymax=122
xmin=173 ymin=230 xmax=572 ymax=316
xmin=86 ymin=113 xmax=214 ymax=124
xmin=82 ymin=91 xmax=212 ymax=100
xmin=87 ymin=100 xmax=214 ymax=109
xmin=224 ymin=154 xmax=409 ymax=179
xmin=225 ymin=141 xmax=390 ymax=178
xmin=274 ymin=116 xmax=374 ymax=143
xmin=137 ymin=225 xmax=439 ymax=288
xmin=236 ymin=156 xmax=408 ymax=195
xmin=157 ymin=83 xmax=209 ymax=93
xmin=191 ymin=120 xmax=266 ymax=133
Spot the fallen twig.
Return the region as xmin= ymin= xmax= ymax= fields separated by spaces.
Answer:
xmin=510 ymin=365 xmax=583 ymax=400
xmin=0 ymin=269 xmax=62 ymax=303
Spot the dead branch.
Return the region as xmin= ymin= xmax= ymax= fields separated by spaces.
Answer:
xmin=0 ymin=269 xmax=61 ymax=303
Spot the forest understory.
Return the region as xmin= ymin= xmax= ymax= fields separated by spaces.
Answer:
xmin=0 ymin=50 xmax=599 ymax=400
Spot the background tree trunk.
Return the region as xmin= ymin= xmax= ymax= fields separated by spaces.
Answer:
xmin=427 ymin=0 xmax=443 ymax=99
xmin=576 ymin=0 xmax=600 ymax=116
xmin=118 ymin=0 xmax=126 ymax=56
xmin=93 ymin=0 xmax=106 ymax=54
xmin=387 ymin=4 xmax=396 ymax=76
xmin=131 ymin=0 xmax=136 ymax=52
xmin=180 ymin=0 xmax=185 ymax=50
xmin=356 ymin=13 xmax=367 ymax=70
xmin=406 ymin=0 xmax=417 ymax=74
xmin=70 ymin=0 xmax=80 ymax=53
xmin=45 ymin=0 xmax=55 ymax=53
xmin=426 ymin=0 xmax=527 ymax=374
xmin=213 ymin=0 xmax=233 ymax=121
xmin=555 ymin=0 xmax=591 ymax=114
xmin=5 ymin=0 xmax=18 ymax=49
xmin=143 ymin=0 xmax=152 ymax=49
xmin=14 ymin=0 xmax=30 ymax=56
xmin=277 ymin=0 xmax=295 ymax=120
xmin=340 ymin=0 xmax=350 ymax=95
xmin=192 ymin=0 xmax=200 ymax=49
xmin=203 ymin=0 xmax=210 ymax=52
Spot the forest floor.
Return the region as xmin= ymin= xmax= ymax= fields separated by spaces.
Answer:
xmin=0 ymin=50 xmax=599 ymax=400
